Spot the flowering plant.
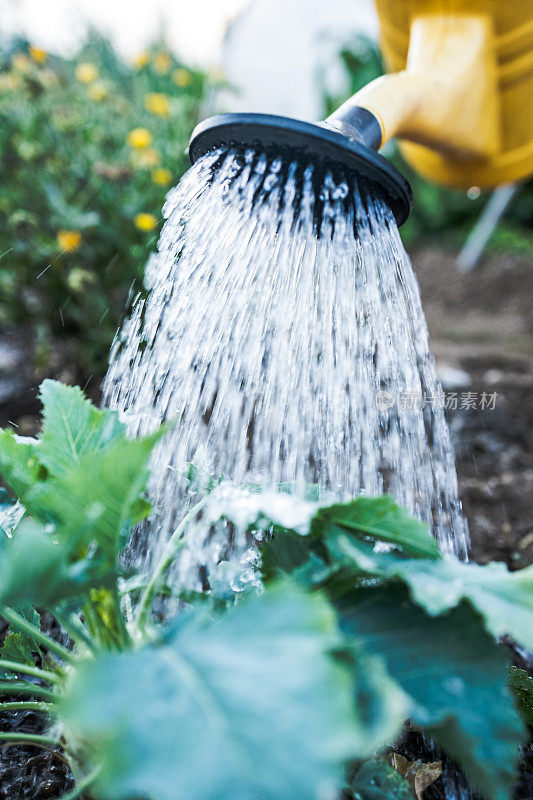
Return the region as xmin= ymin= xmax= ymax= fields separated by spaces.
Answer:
xmin=0 ymin=34 xmax=212 ymax=377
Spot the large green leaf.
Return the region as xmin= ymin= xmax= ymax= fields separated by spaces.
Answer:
xmin=0 ymin=386 xmax=160 ymax=607
xmin=60 ymin=584 xmax=360 ymax=800
xmin=38 ymin=380 xmax=126 ymax=476
xmin=27 ymin=432 xmax=160 ymax=562
xmin=336 ymin=583 xmax=525 ymax=800
xmin=311 ymin=496 xmax=439 ymax=559
xmin=326 ymin=535 xmax=533 ymax=654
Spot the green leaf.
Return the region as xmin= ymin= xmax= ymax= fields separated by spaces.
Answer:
xmin=509 ymin=667 xmax=533 ymax=728
xmin=260 ymin=529 xmax=314 ymax=582
xmin=0 ymin=430 xmax=41 ymax=499
xmin=336 ymin=583 xmax=525 ymax=800
xmin=38 ymin=380 xmax=126 ymax=476
xmin=328 ymin=535 xmax=533 ymax=655
xmin=395 ymin=559 xmax=533 ymax=656
xmin=60 ymin=583 xmax=360 ymax=800
xmin=349 ymin=645 xmax=409 ymax=755
xmin=311 ymin=496 xmax=439 ymax=559
xmin=0 ymin=605 xmax=42 ymax=679
xmin=0 ymin=400 xmax=160 ymax=608
xmin=348 ymin=758 xmax=413 ymax=800
xmin=0 ymin=519 xmax=113 ymax=608
xmin=27 ymin=431 xmax=161 ymax=563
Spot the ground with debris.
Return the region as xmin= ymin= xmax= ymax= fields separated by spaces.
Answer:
xmin=414 ymin=247 xmax=533 ymax=569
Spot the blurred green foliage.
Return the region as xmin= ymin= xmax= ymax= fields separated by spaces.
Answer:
xmin=0 ymin=34 xmax=214 ymax=377
xmin=324 ymin=36 xmax=533 ymax=250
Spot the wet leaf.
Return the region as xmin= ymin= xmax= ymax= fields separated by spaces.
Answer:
xmin=348 ymin=757 xmax=413 ymax=799
xmin=326 ymin=535 xmax=533 ymax=654
xmin=311 ymin=496 xmax=439 ymax=559
xmin=0 ymin=519 xmax=112 ymax=607
xmin=260 ymin=528 xmax=314 ymax=581
xmin=29 ymin=431 xmax=161 ymax=561
xmin=60 ymin=583 xmax=361 ymax=800
xmin=0 ymin=430 xmax=41 ymax=499
xmin=336 ymin=583 xmax=525 ymax=800
xmin=38 ymin=380 xmax=126 ymax=476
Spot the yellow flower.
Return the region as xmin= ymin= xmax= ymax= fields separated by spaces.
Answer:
xmin=133 ymin=51 xmax=149 ymax=69
xmin=17 ymin=140 xmax=41 ymax=161
xmin=144 ymin=92 xmax=171 ymax=117
xmin=67 ymin=268 xmax=96 ymax=293
xmin=38 ymin=68 xmax=58 ymax=88
xmin=75 ymin=62 xmax=98 ymax=84
xmin=0 ymin=72 xmax=22 ymax=91
xmin=172 ymin=68 xmax=192 ymax=88
xmin=12 ymin=53 xmax=32 ymax=73
xmin=88 ymin=82 xmax=108 ymax=102
xmin=57 ymin=230 xmax=82 ymax=253
xmin=134 ymin=147 xmax=160 ymax=168
xmin=208 ymin=66 xmax=227 ymax=86
xmin=134 ymin=213 xmax=158 ymax=231
xmin=151 ymin=167 xmax=172 ymax=186
xmin=127 ymin=128 xmax=152 ymax=149
xmin=29 ymin=46 xmax=47 ymax=65
xmin=153 ymin=51 xmax=171 ymax=74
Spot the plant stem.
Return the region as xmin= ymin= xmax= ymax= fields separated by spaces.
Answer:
xmin=0 ymin=682 xmax=56 ymax=701
xmin=53 ymin=610 xmax=96 ymax=654
xmin=1 ymin=606 xmax=74 ymax=664
xmin=0 ymin=731 xmax=58 ymax=747
xmin=0 ymin=658 xmax=60 ymax=684
xmin=82 ymin=585 xmax=130 ymax=651
xmin=0 ymin=700 xmax=55 ymax=712
xmin=135 ymin=494 xmax=210 ymax=631
xmin=57 ymin=765 xmax=101 ymax=800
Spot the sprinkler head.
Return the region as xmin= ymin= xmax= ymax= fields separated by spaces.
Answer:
xmin=188 ymin=113 xmax=413 ymax=227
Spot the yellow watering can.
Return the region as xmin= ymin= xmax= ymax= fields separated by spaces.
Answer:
xmin=347 ymin=0 xmax=533 ymax=188
xmin=190 ymin=0 xmax=533 ymax=222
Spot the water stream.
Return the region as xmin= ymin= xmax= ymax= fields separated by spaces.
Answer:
xmin=103 ymin=146 xmax=469 ymax=590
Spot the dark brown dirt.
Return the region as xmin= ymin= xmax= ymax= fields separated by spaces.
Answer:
xmin=0 ymin=616 xmax=76 ymax=799
xmin=412 ymin=246 xmax=533 ymax=569
xmin=0 ymin=709 xmax=75 ymax=800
